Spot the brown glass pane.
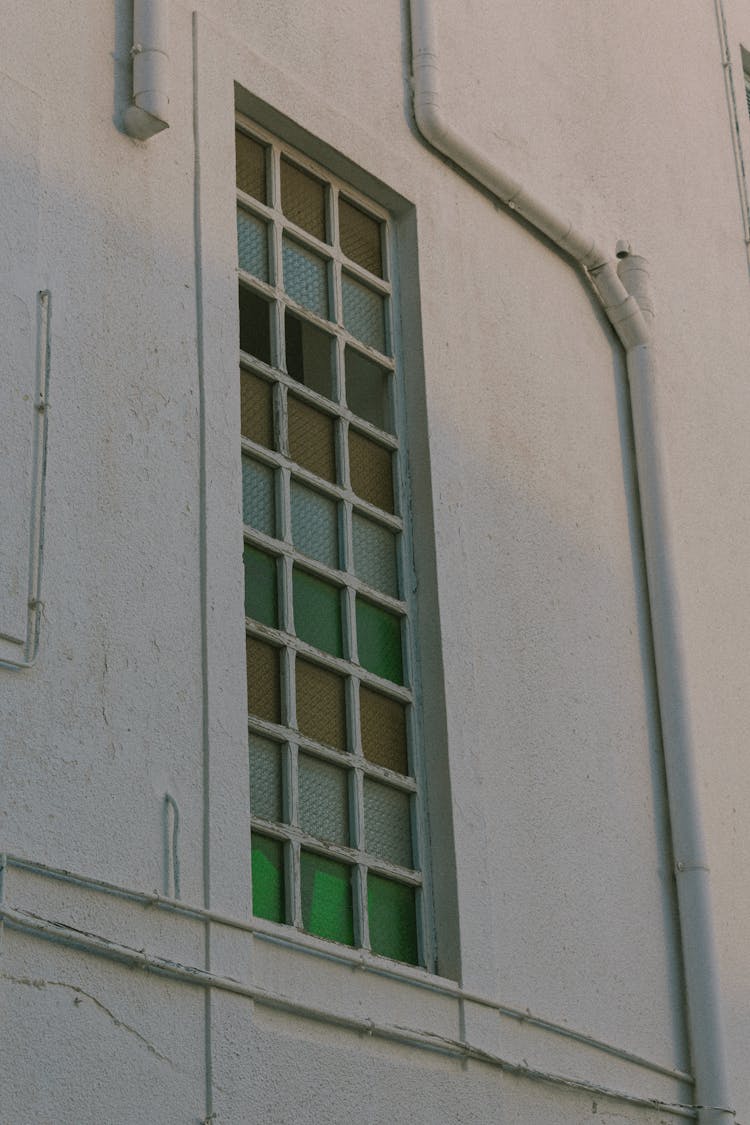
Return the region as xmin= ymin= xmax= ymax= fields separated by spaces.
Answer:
xmin=281 ymin=159 xmax=326 ymax=241
xmin=348 ymin=429 xmax=393 ymax=513
xmin=360 ymin=686 xmax=408 ymax=774
xmin=288 ymin=396 xmax=336 ymax=483
xmin=296 ymin=658 xmax=346 ymax=751
xmin=240 ymin=370 xmax=274 ymax=448
xmin=239 ymin=286 xmax=272 ymax=364
xmin=339 ymin=198 xmax=383 ymax=277
xmin=246 ymin=635 xmax=281 ymax=724
xmin=236 ymin=131 xmax=267 ymax=203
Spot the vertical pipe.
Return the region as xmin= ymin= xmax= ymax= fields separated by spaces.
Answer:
xmin=124 ymin=0 xmax=170 ymax=140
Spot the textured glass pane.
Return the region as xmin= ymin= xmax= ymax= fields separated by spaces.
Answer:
xmin=283 ymin=238 xmax=329 ymax=319
xmin=291 ymin=481 xmax=338 ymax=568
xmin=242 ymin=456 xmax=275 ymax=536
xmin=356 ymin=599 xmax=403 ymax=684
xmin=299 ymin=754 xmax=349 ymax=845
xmin=236 ymin=131 xmax=267 ymax=203
xmin=285 ymin=311 xmax=334 ymax=399
xmin=244 ymin=546 xmax=277 ymax=627
xmin=237 ymin=209 xmax=269 ymax=281
xmin=288 ymin=396 xmax=336 ymax=482
xmin=301 ymin=851 xmax=354 ymax=944
xmin=364 ymin=778 xmax=412 ymax=868
xmin=349 ymin=430 xmax=394 ymax=513
xmin=345 ymin=348 xmax=390 ymax=431
xmin=281 ymin=159 xmax=326 ymax=241
xmin=342 ymin=274 xmax=386 ymax=352
xmin=352 ymin=513 xmax=398 ymax=597
xmin=293 ymin=569 xmax=342 ymax=657
xmin=249 ymin=734 xmax=282 ymax=822
xmin=246 ymin=635 xmax=281 ymax=724
xmin=368 ymin=874 xmax=417 ymax=964
xmin=360 ymin=686 xmax=408 ymax=774
xmin=296 ymin=658 xmax=346 ymax=751
xmin=239 ymin=286 xmax=272 ymax=363
xmin=240 ymin=370 xmax=274 ymax=449
xmin=339 ymin=198 xmax=383 ymax=277
xmin=251 ymin=834 xmax=284 ymax=923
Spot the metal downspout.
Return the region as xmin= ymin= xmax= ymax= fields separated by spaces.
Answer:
xmin=407 ymin=2 xmax=733 ymax=1121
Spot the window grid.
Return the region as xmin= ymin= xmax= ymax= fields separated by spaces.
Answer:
xmin=238 ymin=119 xmax=428 ymax=968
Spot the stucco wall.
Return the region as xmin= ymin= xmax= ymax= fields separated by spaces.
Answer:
xmin=2 ymin=2 xmax=749 ymax=1121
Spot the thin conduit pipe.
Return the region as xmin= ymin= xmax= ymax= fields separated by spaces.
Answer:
xmin=0 ymin=290 xmax=51 ymax=673
xmin=408 ymin=3 xmax=733 ymax=1122
xmin=0 ymin=851 xmax=693 ymax=1086
xmin=0 ymin=902 xmax=698 ymax=1120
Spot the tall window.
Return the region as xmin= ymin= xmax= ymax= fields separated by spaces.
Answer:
xmin=236 ymin=120 xmax=428 ymax=967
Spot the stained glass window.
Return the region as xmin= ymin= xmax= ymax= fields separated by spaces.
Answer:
xmin=238 ymin=121 xmax=423 ymax=966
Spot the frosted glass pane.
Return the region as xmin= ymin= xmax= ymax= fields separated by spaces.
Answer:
xmin=281 ymin=159 xmax=326 ymax=241
xmin=291 ymin=481 xmax=338 ymax=568
xmin=249 ymin=734 xmax=282 ymax=822
xmin=342 ymin=274 xmax=386 ymax=352
xmin=345 ymin=348 xmax=390 ymax=431
xmin=244 ymin=546 xmax=277 ymax=627
xmin=352 ymin=513 xmax=398 ymax=596
xmin=252 ymin=834 xmax=284 ymax=923
xmin=339 ymin=198 xmax=383 ymax=277
xmin=283 ymin=238 xmax=329 ymax=318
xmin=300 ymin=851 xmax=354 ymax=944
xmin=368 ymin=874 xmax=417 ymax=964
xmin=293 ymin=569 xmax=342 ymax=658
xmin=364 ymin=778 xmax=412 ymax=868
xmin=360 ymin=686 xmax=408 ymax=774
xmin=285 ymin=311 xmax=334 ymax=399
xmin=299 ymin=754 xmax=349 ymax=845
xmin=242 ymin=456 xmax=275 ymax=536
xmin=356 ymin=598 xmax=403 ymax=684
xmin=237 ymin=209 xmax=268 ymax=281
xmin=296 ymin=658 xmax=346 ymax=751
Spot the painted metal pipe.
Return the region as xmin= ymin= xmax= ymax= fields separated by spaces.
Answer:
xmin=124 ymin=0 xmax=169 ymax=140
xmin=407 ymin=3 xmax=733 ymax=1121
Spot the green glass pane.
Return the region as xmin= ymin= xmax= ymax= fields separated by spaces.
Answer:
xmin=244 ymin=546 xmax=277 ymax=627
xmin=237 ymin=209 xmax=269 ymax=281
xmin=352 ymin=513 xmax=398 ymax=597
xmin=299 ymin=754 xmax=349 ymax=845
xmin=239 ymin=285 xmax=272 ymax=363
xmin=342 ymin=274 xmax=386 ymax=353
xmin=345 ymin=347 xmax=390 ymax=431
xmin=300 ymin=851 xmax=354 ymax=944
xmin=242 ymin=456 xmax=276 ymax=536
xmin=356 ymin=598 xmax=403 ymax=684
xmin=293 ymin=569 xmax=342 ymax=657
xmin=285 ymin=311 xmax=334 ymax=399
xmin=364 ymin=778 xmax=412 ymax=867
xmin=368 ymin=874 xmax=418 ymax=964
xmin=249 ymin=734 xmax=282 ymax=822
xmin=283 ymin=238 xmax=329 ymax=319
xmin=291 ymin=481 xmax=338 ymax=568
xmin=251 ymin=834 xmax=285 ymax=923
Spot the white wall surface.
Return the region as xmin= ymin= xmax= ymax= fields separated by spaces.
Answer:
xmin=2 ymin=1 xmax=749 ymax=1121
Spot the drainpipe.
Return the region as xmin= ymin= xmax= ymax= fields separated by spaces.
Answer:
xmin=408 ymin=2 xmax=733 ymax=1122
xmin=123 ymin=0 xmax=170 ymax=140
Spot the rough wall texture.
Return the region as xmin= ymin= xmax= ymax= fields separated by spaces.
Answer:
xmin=2 ymin=1 xmax=749 ymax=1121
